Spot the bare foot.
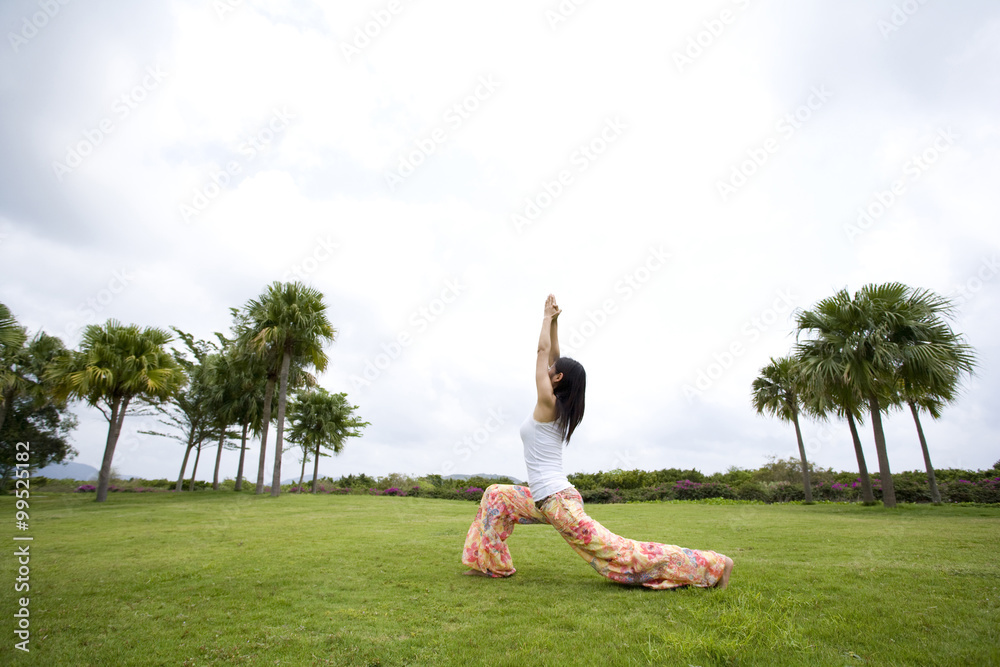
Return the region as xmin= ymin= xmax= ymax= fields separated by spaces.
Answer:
xmin=462 ymin=569 xmax=491 ymax=577
xmin=714 ymin=556 xmax=734 ymax=590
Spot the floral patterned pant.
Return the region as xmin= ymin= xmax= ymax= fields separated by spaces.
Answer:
xmin=462 ymin=484 xmax=727 ymax=589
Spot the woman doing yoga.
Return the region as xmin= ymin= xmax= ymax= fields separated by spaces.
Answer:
xmin=461 ymin=295 xmax=734 ymax=589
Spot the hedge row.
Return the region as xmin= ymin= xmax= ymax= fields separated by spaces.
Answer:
xmin=61 ymin=474 xmax=1000 ymax=505
xmin=576 ymin=477 xmax=1000 ymax=504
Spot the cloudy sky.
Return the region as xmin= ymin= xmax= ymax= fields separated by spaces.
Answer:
xmin=2 ymin=0 xmax=998 ymax=485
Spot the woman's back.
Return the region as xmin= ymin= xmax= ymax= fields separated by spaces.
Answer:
xmin=520 ymin=415 xmax=571 ymax=501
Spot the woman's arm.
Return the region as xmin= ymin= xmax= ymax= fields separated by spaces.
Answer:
xmin=534 ymin=296 xmax=560 ymax=422
xmin=549 ymin=303 xmax=560 ymax=366
xmin=536 ymin=295 xmax=560 ymax=359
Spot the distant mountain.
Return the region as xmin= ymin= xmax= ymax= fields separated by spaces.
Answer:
xmin=36 ymin=461 xmax=100 ymax=481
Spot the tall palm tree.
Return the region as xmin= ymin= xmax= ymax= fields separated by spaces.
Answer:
xmin=219 ymin=342 xmax=267 ymax=492
xmin=241 ymin=282 xmax=335 ymax=497
xmin=795 ymin=283 xmax=973 ymax=508
xmin=796 ymin=285 xmax=903 ymax=506
xmin=751 ymin=356 xmax=813 ymax=503
xmin=892 ymin=288 xmax=977 ymax=503
xmin=230 ymin=306 xmax=281 ymax=495
xmin=48 ymin=321 xmax=186 ymax=502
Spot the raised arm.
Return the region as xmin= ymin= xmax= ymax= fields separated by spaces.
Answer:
xmin=549 ymin=303 xmax=560 ymax=366
xmin=534 ymin=295 xmax=561 ymax=422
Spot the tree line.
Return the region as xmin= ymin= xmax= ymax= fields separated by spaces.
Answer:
xmin=0 ymin=282 xmax=367 ymax=500
xmin=3 ymin=280 xmax=985 ymax=506
xmin=751 ymin=282 xmax=978 ymax=508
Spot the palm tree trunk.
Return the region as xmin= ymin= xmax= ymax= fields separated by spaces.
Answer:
xmin=908 ymin=400 xmax=941 ymax=503
xmin=189 ymin=443 xmax=202 ymax=492
xmin=298 ymin=448 xmax=307 ymax=489
xmin=176 ymin=440 xmax=194 ymax=492
xmin=96 ymin=396 xmax=129 ymax=503
xmin=255 ymin=376 xmax=276 ymax=494
xmin=791 ymin=411 xmax=813 ymax=503
xmin=311 ymin=441 xmax=321 ymax=494
xmin=235 ymin=423 xmax=248 ymax=491
xmin=212 ymin=430 xmax=225 ymax=490
xmin=847 ymin=411 xmax=875 ymax=504
xmin=846 ymin=412 xmax=875 ymax=504
xmin=270 ymin=351 xmax=292 ymax=497
xmin=868 ymin=393 xmax=896 ymax=508
xmin=0 ymin=387 xmax=13 ymax=435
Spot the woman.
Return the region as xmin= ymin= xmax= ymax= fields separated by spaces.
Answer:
xmin=461 ymin=295 xmax=734 ymax=590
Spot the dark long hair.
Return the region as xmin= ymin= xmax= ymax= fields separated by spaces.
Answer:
xmin=553 ymin=357 xmax=586 ymax=444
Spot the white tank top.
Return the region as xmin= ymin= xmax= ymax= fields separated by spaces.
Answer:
xmin=520 ymin=413 xmax=573 ymax=501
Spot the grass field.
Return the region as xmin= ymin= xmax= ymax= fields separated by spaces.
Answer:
xmin=1 ymin=492 xmax=998 ymax=666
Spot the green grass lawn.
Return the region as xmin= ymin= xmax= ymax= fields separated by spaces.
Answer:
xmin=1 ymin=492 xmax=998 ymax=666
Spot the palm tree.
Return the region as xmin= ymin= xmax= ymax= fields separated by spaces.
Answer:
xmin=0 ymin=303 xmax=29 ymax=434
xmin=295 ymin=442 xmax=311 ymax=490
xmin=202 ymin=350 xmax=247 ymax=491
xmin=287 ymin=388 xmax=367 ymax=493
xmin=241 ymin=282 xmax=335 ymax=497
xmin=48 ymin=321 xmax=186 ymax=502
xmin=141 ymin=330 xmax=219 ymax=492
xmin=751 ymin=356 xmax=813 ymax=503
xmin=0 ymin=323 xmax=77 ymax=490
xmin=1 ymin=324 xmax=65 ymax=437
xmin=893 ymin=288 xmax=977 ymax=503
xmin=796 ymin=285 xmax=903 ymax=506
xmin=795 ymin=283 xmax=973 ymax=508
xmin=0 ymin=303 xmax=24 ymax=348
xmin=230 ymin=307 xmax=281 ymax=495
xmin=797 ymin=283 xmax=907 ymax=507
xmin=219 ymin=341 xmax=267 ymax=492
xmin=796 ymin=349 xmax=877 ymax=504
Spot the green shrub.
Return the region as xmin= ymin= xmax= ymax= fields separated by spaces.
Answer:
xmin=673 ymin=480 xmax=736 ymax=501
xmin=972 ymin=476 xmax=1000 ymax=503
xmin=376 ymin=473 xmax=420 ymax=490
xmin=735 ymin=481 xmax=770 ymax=503
xmin=580 ymin=488 xmax=625 ymax=504
xmin=942 ymin=479 xmax=977 ymax=503
xmin=464 ymin=476 xmax=515 ymax=490
xmin=811 ymin=481 xmax=857 ymax=502
xmin=335 ymin=473 xmax=377 ymax=489
xmin=890 ymin=476 xmax=933 ymax=503
xmin=765 ymin=481 xmax=805 ymax=503
xmin=567 ymin=472 xmax=600 ymax=490
xmin=598 ymin=469 xmax=646 ymax=490
xmin=631 ymin=484 xmax=676 ymax=503
xmin=710 ymin=467 xmax=754 ymax=486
